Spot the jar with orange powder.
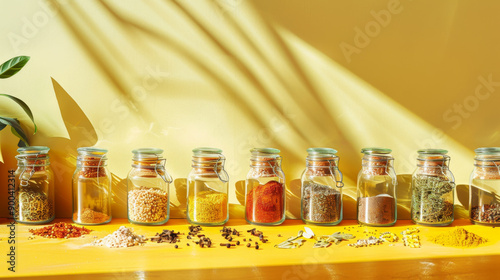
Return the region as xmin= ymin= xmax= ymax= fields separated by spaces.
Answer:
xmin=245 ymin=148 xmax=285 ymax=226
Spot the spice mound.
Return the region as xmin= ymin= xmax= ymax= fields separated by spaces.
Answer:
xmin=431 ymin=228 xmax=487 ymax=248
xmin=302 ymin=182 xmax=341 ymax=223
xmin=73 ymin=208 xmax=110 ymax=224
xmin=358 ymin=194 xmax=395 ymax=225
xmin=92 ymin=226 xmax=147 ymax=248
xmin=128 ymin=187 xmax=169 ymax=223
xmin=246 ymin=180 xmax=284 ymax=224
xmin=151 ymin=229 xmax=180 ymax=243
xmin=16 ymin=190 xmax=54 ymax=222
xmin=188 ymin=191 xmax=227 ymax=223
xmin=471 ymin=203 xmax=500 ymax=223
xmin=29 ymin=222 xmax=91 ymax=238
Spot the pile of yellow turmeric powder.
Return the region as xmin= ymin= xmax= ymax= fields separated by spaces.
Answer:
xmin=431 ymin=228 xmax=487 ymax=248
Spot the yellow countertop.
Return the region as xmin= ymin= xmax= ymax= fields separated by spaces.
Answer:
xmin=1 ymin=219 xmax=499 ymax=279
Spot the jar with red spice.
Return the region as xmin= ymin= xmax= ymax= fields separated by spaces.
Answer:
xmin=245 ymin=148 xmax=285 ymax=225
xmin=357 ymin=148 xmax=397 ymax=227
xmin=14 ymin=146 xmax=55 ymax=224
xmin=469 ymin=147 xmax=500 ymax=226
xmin=411 ymin=149 xmax=455 ymax=226
xmin=127 ymin=148 xmax=172 ymax=225
xmin=187 ymin=147 xmax=229 ymax=226
xmin=301 ymin=148 xmax=344 ymax=225
xmin=72 ymin=147 xmax=112 ymax=225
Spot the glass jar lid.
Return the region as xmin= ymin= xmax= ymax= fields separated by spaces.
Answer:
xmin=17 ymin=146 xmax=50 ymax=155
xmin=307 ymin=147 xmax=337 ymax=156
xmin=251 ymin=148 xmax=280 ymax=155
xmin=361 ymin=147 xmax=392 ymax=155
xmin=77 ymin=147 xmax=108 ymax=156
xmin=474 ymin=147 xmax=500 ymax=155
xmin=132 ymin=148 xmax=164 ymax=160
xmin=193 ymin=147 xmax=223 ymax=155
xmin=417 ymin=149 xmax=448 ymax=155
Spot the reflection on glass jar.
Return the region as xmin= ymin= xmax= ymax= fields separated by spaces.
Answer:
xmin=357 ymin=148 xmax=397 ymax=227
xmin=14 ymin=146 xmax=55 ymax=224
xmin=470 ymin=147 xmax=500 ymax=226
xmin=301 ymin=148 xmax=343 ymax=226
xmin=245 ymin=148 xmax=285 ymax=226
xmin=187 ymin=147 xmax=229 ymax=226
xmin=72 ymin=147 xmax=112 ymax=225
xmin=411 ymin=149 xmax=455 ymax=226
xmin=127 ymin=148 xmax=172 ymax=225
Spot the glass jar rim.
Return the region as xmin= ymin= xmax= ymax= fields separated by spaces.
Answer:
xmin=78 ymin=147 xmax=108 ymax=155
xmin=307 ymin=147 xmax=337 ymax=155
xmin=417 ymin=148 xmax=448 ymax=155
xmin=193 ymin=147 xmax=222 ymax=155
xmin=361 ymin=147 xmax=392 ymax=155
xmin=251 ymin=147 xmax=280 ymax=155
xmin=17 ymin=146 xmax=50 ymax=154
xmin=132 ymin=148 xmax=164 ymax=155
xmin=474 ymin=147 xmax=500 ymax=155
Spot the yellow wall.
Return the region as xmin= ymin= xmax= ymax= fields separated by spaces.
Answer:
xmin=1 ymin=0 xmax=499 ymax=219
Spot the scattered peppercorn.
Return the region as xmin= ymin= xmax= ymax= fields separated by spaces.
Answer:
xmin=247 ymin=243 xmax=251 ymax=247
xmin=255 ymin=245 xmax=259 ymax=250
xmin=175 ymin=245 xmax=179 ymax=249
xmin=226 ymin=244 xmax=231 ymax=248
xmin=236 ymin=241 xmax=240 ymax=245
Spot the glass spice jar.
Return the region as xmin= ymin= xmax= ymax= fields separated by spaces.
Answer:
xmin=72 ymin=147 xmax=112 ymax=225
xmin=127 ymin=148 xmax=172 ymax=225
xmin=411 ymin=149 xmax=455 ymax=226
xmin=301 ymin=148 xmax=344 ymax=226
xmin=187 ymin=147 xmax=229 ymax=226
xmin=357 ymin=148 xmax=397 ymax=227
xmin=469 ymin=147 xmax=500 ymax=226
xmin=245 ymin=148 xmax=285 ymax=226
xmin=14 ymin=146 xmax=55 ymax=224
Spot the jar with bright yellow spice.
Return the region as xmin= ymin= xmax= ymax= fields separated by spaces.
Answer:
xmin=186 ymin=147 xmax=229 ymax=226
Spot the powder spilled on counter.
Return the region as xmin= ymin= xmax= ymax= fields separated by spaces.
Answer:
xmin=29 ymin=222 xmax=91 ymax=239
xmin=431 ymin=228 xmax=487 ymax=248
xmin=92 ymin=226 xmax=147 ymax=248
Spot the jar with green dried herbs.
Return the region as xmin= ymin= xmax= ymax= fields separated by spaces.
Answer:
xmin=469 ymin=147 xmax=500 ymax=226
xmin=411 ymin=149 xmax=455 ymax=226
xmin=187 ymin=147 xmax=229 ymax=226
xmin=14 ymin=146 xmax=55 ymax=224
xmin=301 ymin=148 xmax=343 ymax=225
xmin=357 ymin=148 xmax=397 ymax=227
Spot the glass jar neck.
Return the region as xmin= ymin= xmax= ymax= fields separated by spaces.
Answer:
xmin=132 ymin=156 xmax=165 ymax=169
xmin=416 ymin=155 xmax=450 ymax=168
xmin=77 ymin=154 xmax=108 ymax=167
xmin=305 ymin=155 xmax=338 ymax=168
xmin=18 ymin=154 xmax=50 ymax=167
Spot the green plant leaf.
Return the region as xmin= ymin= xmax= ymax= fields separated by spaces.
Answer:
xmin=0 ymin=123 xmax=6 ymax=131
xmin=0 ymin=117 xmax=29 ymax=146
xmin=0 ymin=93 xmax=37 ymax=133
xmin=0 ymin=56 xmax=30 ymax=79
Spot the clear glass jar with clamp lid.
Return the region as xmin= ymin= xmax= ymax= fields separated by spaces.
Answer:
xmin=14 ymin=146 xmax=55 ymax=224
xmin=301 ymin=148 xmax=344 ymax=226
xmin=469 ymin=147 xmax=500 ymax=225
xmin=187 ymin=147 xmax=229 ymax=226
xmin=127 ymin=148 xmax=173 ymax=225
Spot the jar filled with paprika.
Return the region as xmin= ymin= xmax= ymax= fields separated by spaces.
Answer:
xmin=469 ymin=147 xmax=500 ymax=226
xmin=245 ymin=148 xmax=285 ymax=225
xmin=187 ymin=147 xmax=229 ymax=226
xmin=357 ymin=148 xmax=397 ymax=226
xmin=72 ymin=147 xmax=112 ymax=225
xmin=411 ymin=149 xmax=455 ymax=226
xmin=14 ymin=146 xmax=55 ymax=224
xmin=127 ymin=148 xmax=172 ymax=225
xmin=301 ymin=148 xmax=344 ymax=225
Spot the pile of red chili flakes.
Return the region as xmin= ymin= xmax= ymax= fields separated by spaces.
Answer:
xmin=29 ymin=222 xmax=92 ymax=239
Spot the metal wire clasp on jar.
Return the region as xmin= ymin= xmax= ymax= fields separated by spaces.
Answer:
xmin=357 ymin=148 xmax=397 ymax=227
xmin=14 ymin=146 xmax=55 ymax=224
xmin=127 ymin=148 xmax=173 ymax=225
xmin=469 ymin=147 xmax=500 ymax=226
xmin=245 ymin=148 xmax=286 ymax=226
xmin=411 ymin=149 xmax=455 ymax=226
xmin=186 ymin=147 xmax=229 ymax=226
xmin=301 ymin=148 xmax=344 ymax=226
xmin=72 ymin=147 xmax=112 ymax=225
